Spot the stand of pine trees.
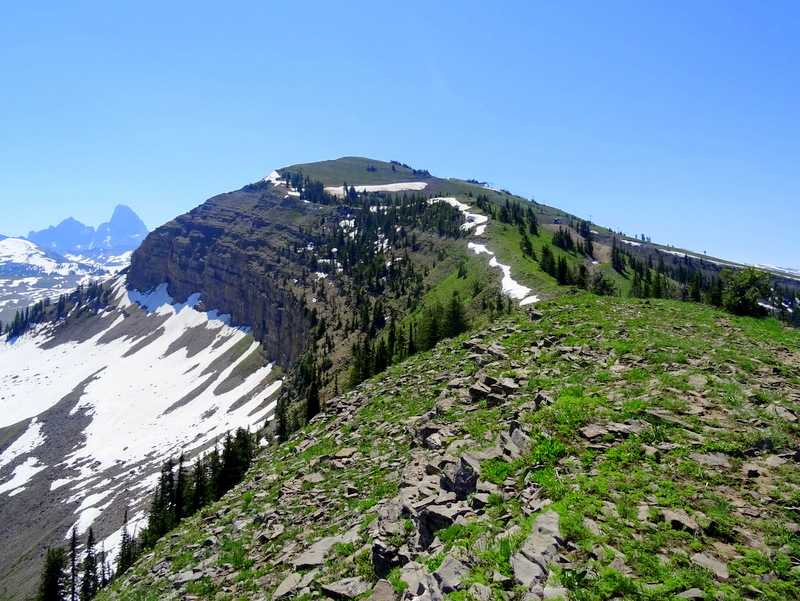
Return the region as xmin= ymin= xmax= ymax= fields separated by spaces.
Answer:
xmin=35 ymin=428 xmax=258 ymax=600
xmin=34 ymin=526 xmax=110 ymax=601
xmin=4 ymin=280 xmax=111 ymax=340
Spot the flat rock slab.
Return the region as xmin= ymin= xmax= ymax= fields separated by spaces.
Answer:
xmin=765 ymin=455 xmax=787 ymax=467
xmin=511 ymin=552 xmax=545 ymax=588
xmin=400 ymin=561 xmax=428 ymax=592
xmin=293 ymin=525 xmax=360 ymax=569
xmin=691 ymin=552 xmax=729 ymax=580
xmin=321 ymin=577 xmax=369 ymax=599
xmin=273 ymin=572 xmax=303 ymax=599
xmin=173 ymin=570 xmax=205 ymax=588
xmin=689 ymin=452 xmax=731 ymax=469
xmin=677 ymin=588 xmax=705 ymax=599
xmin=663 ymin=508 xmax=699 ymax=532
xmin=543 ymin=586 xmax=570 ymax=599
xmin=468 ymin=583 xmax=492 ymax=601
xmin=766 ymin=404 xmax=798 ymax=422
xmin=368 ymin=580 xmax=397 ymax=601
xmin=579 ymin=424 xmax=608 ymax=439
xmin=433 ymin=555 xmax=470 ymax=593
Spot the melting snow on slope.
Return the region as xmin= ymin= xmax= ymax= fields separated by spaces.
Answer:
xmin=0 ymin=418 xmax=45 ymax=469
xmin=0 ymin=238 xmax=93 ymax=276
xmin=0 ymin=457 xmax=47 ymax=496
xmin=55 ymin=283 xmax=280 ymax=481
xmin=325 ymin=182 xmax=429 ymax=196
xmin=437 ymin=197 xmax=490 ymax=236
xmin=0 ymin=277 xmax=282 ymax=545
xmin=432 ymin=198 xmax=540 ymax=306
xmin=756 ymin=264 xmax=800 ymax=278
xmin=262 ymin=170 xmax=283 ymax=185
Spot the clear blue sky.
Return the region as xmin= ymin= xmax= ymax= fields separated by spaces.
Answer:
xmin=1 ymin=1 xmax=798 ymax=268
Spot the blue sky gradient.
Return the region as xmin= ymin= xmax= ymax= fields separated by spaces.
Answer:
xmin=1 ymin=1 xmax=798 ymax=267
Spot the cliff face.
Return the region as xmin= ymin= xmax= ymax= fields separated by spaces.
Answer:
xmin=127 ymin=187 xmax=314 ymax=369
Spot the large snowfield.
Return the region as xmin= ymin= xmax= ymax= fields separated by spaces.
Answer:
xmin=0 ymin=278 xmax=281 ymax=557
xmin=324 ymin=182 xmax=429 ymax=196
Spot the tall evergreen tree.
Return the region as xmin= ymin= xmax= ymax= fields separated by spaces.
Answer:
xmin=556 ymin=256 xmax=570 ymax=285
xmin=305 ymin=372 xmax=320 ymax=422
xmin=80 ymin=528 xmax=98 ymax=601
xmin=70 ymin=527 xmax=78 ymax=601
xmin=539 ymin=244 xmax=556 ymax=276
xmin=690 ymin=271 xmax=702 ymax=302
xmin=445 ymin=293 xmax=468 ymax=338
xmin=117 ymin=509 xmax=136 ymax=576
xmin=37 ymin=547 xmax=67 ymax=601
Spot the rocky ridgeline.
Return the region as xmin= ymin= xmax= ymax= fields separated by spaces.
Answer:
xmin=108 ymin=320 xmax=575 ymax=600
xmin=104 ymin=298 xmax=800 ymax=601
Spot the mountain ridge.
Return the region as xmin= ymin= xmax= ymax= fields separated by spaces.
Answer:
xmin=95 ymin=293 xmax=800 ymax=601
xmin=3 ymin=156 xmax=800 ymax=600
xmin=26 ymin=204 xmax=148 ymax=254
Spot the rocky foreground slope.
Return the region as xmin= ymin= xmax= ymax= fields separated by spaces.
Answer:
xmin=101 ymin=294 xmax=800 ymax=601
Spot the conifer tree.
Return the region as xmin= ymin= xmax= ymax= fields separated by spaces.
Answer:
xmin=305 ymin=373 xmax=320 ymax=422
xmin=720 ymin=268 xmax=771 ymax=317
xmin=539 ymin=244 xmax=556 ymax=277
xmin=690 ymin=271 xmax=702 ymax=302
xmin=445 ymin=293 xmax=468 ymax=338
xmin=519 ymin=233 xmax=534 ymax=258
xmin=37 ymin=547 xmax=67 ymax=601
xmin=70 ymin=526 xmax=78 ymax=601
xmin=117 ymin=509 xmax=136 ymax=576
xmin=80 ymin=528 xmax=98 ymax=601
xmin=556 ymin=256 xmax=570 ymax=285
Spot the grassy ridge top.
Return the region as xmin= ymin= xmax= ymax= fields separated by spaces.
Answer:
xmin=278 ymin=157 xmax=432 ymax=187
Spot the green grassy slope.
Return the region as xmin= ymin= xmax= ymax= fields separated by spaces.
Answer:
xmin=278 ymin=157 xmax=428 ymax=187
xmin=99 ymin=294 xmax=800 ymax=601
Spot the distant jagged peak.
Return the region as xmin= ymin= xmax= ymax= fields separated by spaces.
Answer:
xmin=93 ymin=204 xmax=149 ymax=250
xmin=25 ymin=204 xmax=148 ymax=253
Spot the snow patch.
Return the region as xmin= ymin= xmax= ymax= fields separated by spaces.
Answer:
xmin=0 ymin=418 xmax=46 ymax=469
xmin=0 ymin=456 xmax=46 ymax=496
xmin=325 ymin=182 xmax=428 ymax=196
xmin=262 ymin=170 xmax=283 ymax=185
xmin=755 ymin=264 xmax=800 ymax=278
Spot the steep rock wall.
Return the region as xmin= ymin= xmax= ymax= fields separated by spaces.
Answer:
xmin=127 ymin=188 xmax=312 ymax=369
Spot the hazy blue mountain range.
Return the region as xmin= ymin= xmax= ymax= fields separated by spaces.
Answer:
xmin=26 ymin=204 xmax=148 ymax=254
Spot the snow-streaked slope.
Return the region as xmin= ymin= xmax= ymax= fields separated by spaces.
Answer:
xmin=432 ymin=197 xmax=540 ymax=306
xmin=756 ymin=264 xmax=800 ymax=279
xmin=0 ymin=237 xmax=91 ymax=276
xmin=0 ymin=277 xmax=281 ymax=564
xmin=0 ymin=238 xmax=130 ymax=325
